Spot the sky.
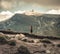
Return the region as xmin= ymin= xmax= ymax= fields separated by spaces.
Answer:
xmin=0 ymin=0 xmax=60 ymax=12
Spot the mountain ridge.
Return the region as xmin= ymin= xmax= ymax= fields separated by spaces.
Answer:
xmin=0 ymin=13 xmax=60 ymax=36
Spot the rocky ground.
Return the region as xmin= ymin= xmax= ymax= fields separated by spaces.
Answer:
xmin=0 ymin=32 xmax=60 ymax=54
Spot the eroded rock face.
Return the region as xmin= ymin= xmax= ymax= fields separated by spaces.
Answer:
xmin=0 ymin=33 xmax=60 ymax=54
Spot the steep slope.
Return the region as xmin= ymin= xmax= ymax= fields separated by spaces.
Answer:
xmin=0 ymin=14 xmax=38 ymax=33
xmin=0 ymin=14 xmax=60 ymax=36
xmin=36 ymin=14 xmax=60 ymax=36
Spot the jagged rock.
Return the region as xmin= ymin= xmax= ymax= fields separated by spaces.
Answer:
xmin=15 ymin=34 xmax=25 ymax=40
xmin=21 ymin=37 xmax=27 ymax=42
xmin=33 ymin=39 xmax=40 ymax=43
xmin=46 ymin=50 xmax=51 ymax=54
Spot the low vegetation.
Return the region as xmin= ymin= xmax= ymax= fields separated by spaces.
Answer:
xmin=8 ymin=40 xmax=16 ymax=46
xmin=0 ymin=36 xmax=7 ymax=44
xmin=0 ymin=35 xmax=16 ymax=46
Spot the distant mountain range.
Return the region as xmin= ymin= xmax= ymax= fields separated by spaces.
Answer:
xmin=0 ymin=12 xmax=60 ymax=36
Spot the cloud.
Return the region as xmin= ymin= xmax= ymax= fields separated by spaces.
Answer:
xmin=0 ymin=11 xmax=13 ymax=15
xmin=14 ymin=10 xmax=25 ymax=14
xmin=0 ymin=0 xmax=60 ymax=11
xmin=0 ymin=0 xmax=26 ymax=10
xmin=21 ymin=0 xmax=60 ymax=6
xmin=1 ymin=1 xmax=12 ymax=9
xmin=0 ymin=11 xmax=13 ymax=22
xmin=46 ymin=9 xmax=60 ymax=14
xmin=0 ymin=0 xmax=12 ymax=10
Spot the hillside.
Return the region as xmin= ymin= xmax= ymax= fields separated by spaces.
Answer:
xmin=0 ymin=14 xmax=60 ymax=36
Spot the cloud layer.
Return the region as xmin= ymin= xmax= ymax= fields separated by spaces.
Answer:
xmin=46 ymin=9 xmax=60 ymax=14
xmin=0 ymin=0 xmax=60 ymax=11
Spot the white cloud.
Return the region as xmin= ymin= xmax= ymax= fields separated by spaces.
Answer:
xmin=0 ymin=11 xmax=13 ymax=15
xmin=46 ymin=9 xmax=60 ymax=14
xmin=14 ymin=10 xmax=25 ymax=14
xmin=0 ymin=10 xmax=31 ymax=22
xmin=1 ymin=1 xmax=13 ymax=9
xmin=0 ymin=11 xmax=13 ymax=22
